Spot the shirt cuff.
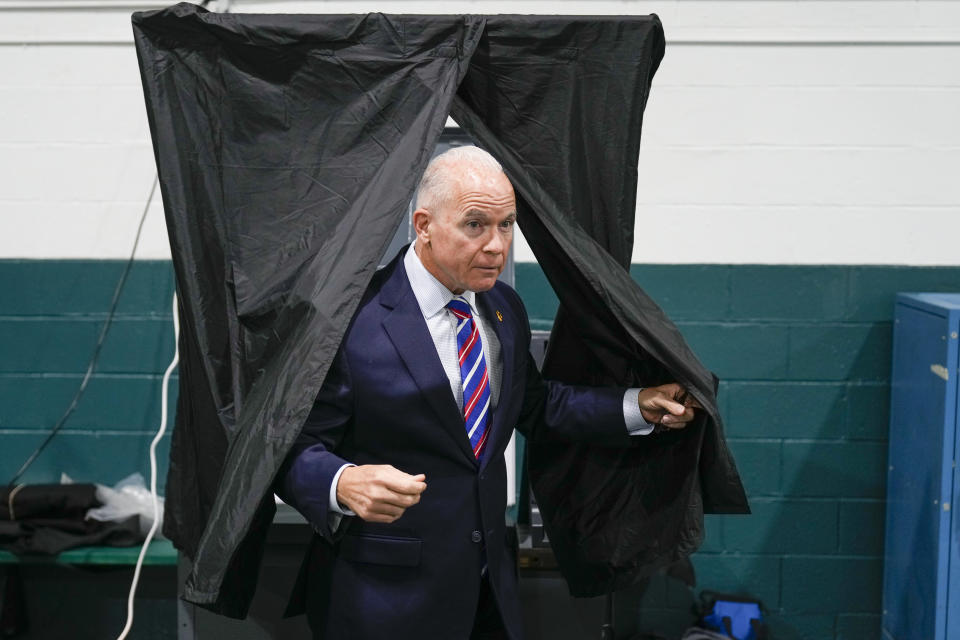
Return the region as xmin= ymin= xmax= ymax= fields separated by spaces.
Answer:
xmin=329 ymin=463 xmax=357 ymax=516
xmin=623 ymin=388 xmax=655 ymax=436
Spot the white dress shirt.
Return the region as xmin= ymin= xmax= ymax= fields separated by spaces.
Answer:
xmin=328 ymin=243 xmax=653 ymax=522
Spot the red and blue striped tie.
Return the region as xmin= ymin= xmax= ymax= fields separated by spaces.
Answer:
xmin=447 ymin=297 xmax=490 ymax=459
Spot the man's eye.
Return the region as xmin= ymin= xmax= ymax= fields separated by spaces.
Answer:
xmin=500 ymin=220 xmax=515 ymax=229
xmin=466 ymin=221 xmax=481 ymax=229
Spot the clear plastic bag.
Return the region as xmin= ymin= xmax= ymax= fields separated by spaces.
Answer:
xmin=85 ymin=473 xmax=164 ymax=538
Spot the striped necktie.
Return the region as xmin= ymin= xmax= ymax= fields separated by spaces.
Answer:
xmin=447 ymin=296 xmax=490 ymax=459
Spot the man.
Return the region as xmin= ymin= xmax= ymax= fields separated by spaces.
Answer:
xmin=276 ymin=146 xmax=698 ymax=639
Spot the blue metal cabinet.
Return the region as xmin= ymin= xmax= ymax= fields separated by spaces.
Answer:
xmin=884 ymin=293 xmax=960 ymax=640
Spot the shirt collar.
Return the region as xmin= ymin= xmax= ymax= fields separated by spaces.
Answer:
xmin=403 ymin=242 xmax=477 ymax=318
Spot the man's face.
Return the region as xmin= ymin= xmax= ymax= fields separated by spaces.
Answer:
xmin=415 ymin=167 xmax=516 ymax=294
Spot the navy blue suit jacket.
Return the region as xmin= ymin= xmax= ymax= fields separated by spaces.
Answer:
xmin=276 ymin=251 xmax=631 ymax=639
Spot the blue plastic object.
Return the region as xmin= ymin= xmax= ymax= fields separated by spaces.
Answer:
xmin=884 ymin=293 xmax=960 ymax=640
xmin=702 ymin=599 xmax=762 ymax=640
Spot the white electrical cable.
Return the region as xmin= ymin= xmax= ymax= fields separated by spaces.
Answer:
xmin=116 ymin=290 xmax=180 ymax=640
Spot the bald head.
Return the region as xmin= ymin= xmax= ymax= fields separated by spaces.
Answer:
xmin=415 ymin=146 xmax=506 ymax=215
xmin=411 ymin=145 xmax=516 ymax=294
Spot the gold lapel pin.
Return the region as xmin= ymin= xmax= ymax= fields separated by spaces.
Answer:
xmin=496 ymin=310 xmax=503 ymax=322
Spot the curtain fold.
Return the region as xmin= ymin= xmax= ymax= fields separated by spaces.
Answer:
xmin=451 ymin=16 xmax=748 ymax=596
xmin=133 ymin=3 xmax=746 ymax=615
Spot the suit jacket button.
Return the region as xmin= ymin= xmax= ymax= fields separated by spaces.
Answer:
xmin=471 ymin=530 xmax=482 ymax=543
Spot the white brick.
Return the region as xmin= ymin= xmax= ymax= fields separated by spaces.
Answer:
xmin=0 ymin=86 xmax=151 ymax=143
xmin=0 ymin=200 xmax=170 ymax=259
xmin=0 ymin=45 xmax=143 ymax=87
xmin=654 ymin=45 xmax=960 ymax=88
xmin=673 ymin=0 xmax=960 ymax=38
xmin=629 ymin=205 xmax=960 ymax=265
xmin=636 ymin=147 xmax=960 ymax=207
xmin=642 ymin=86 xmax=960 ymax=148
xmin=676 ymin=0 xmax=915 ymax=30
xmin=0 ymin=9 xmax=140 ymax=43
xmin=0 ymin=142 xmax=156 ymax=202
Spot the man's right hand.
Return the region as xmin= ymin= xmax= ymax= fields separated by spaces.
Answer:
xmin=336 ymin=465 xmax=427 ymax=523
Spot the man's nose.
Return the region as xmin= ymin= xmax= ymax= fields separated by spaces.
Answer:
xmin=483 ymin=229 xmax=505 ymax=254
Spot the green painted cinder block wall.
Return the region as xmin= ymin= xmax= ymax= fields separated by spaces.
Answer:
xmin=0 ymin=261 xmax=177 ymax=489
xmin=2 ymin=259 xmax=959 ymax=639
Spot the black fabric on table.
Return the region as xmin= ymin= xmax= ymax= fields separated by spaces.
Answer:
xmin=0 ymin=484 xmax=141 ymax=555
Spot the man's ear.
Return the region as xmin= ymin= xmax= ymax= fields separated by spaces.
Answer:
xmin=412 ymin=208 xmax=430 ymax=244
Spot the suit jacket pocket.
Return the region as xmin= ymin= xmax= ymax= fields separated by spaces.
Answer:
xmin=339 ymin=533 xmax=422 ymax=567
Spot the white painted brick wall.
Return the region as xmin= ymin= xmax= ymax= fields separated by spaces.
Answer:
xmin=0 ymin=0 xmax=957 ymax=264
xmin=632 ymin=40 xmax=960 ymax=264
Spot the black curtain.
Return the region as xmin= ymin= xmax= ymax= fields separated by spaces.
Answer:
xmin=452 ymin=17 xmax=747 ymax=596
xmin=133 ymin=3 xmax=746 ymax=616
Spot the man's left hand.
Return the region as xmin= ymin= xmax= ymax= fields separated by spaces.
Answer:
xmin=637 ymin=383 xmax=701 ymax=429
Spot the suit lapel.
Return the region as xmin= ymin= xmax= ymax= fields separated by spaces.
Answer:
xmin=380 ymin=260 xmax=478 ymax=466
xmin=476 ymin=288 xmax=516 ymax=471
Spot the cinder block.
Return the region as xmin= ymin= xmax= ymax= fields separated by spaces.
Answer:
xmin=716 ymin=380 xmax=732 ymax=421
xmin=725 ymin=382 xmax=846 ymax=439
xmin=0 ymin=318 xmax=176 ymax=375
xmin=637 ymin=148 xmax=960 ymax=208
xmin=781 ymin=557 xmax=882 ymax=613
xmin=0 ymin=86 xmax=149 ymax=143
xmin=781 ymin=441 xmax=886 ymax=498
xmin=679 ymin=323 xmax=789 ymax=380
xmin=658 ymin=45 xmax=960 ymax=88
xmin=787 ymin=323 xmax=891 ymax=382
xmin=0 ymin=374 xmax=178 ymax=432
xmin=846 ymin=267 xmax=960 ymax=322
xmin=630 ymin=265 xmax=730 ymax=321
xmin=644 ymin=86 xmax=960 ymax=148
xmin=699 ymin=513 xmax=728 ymax=553
xmin=838 ymin=500 xmax=886 ymax=555
xmin=0 ymin=201 xmax=172 ymax=260
xmin=692 ymin=553 xmax=780 ymax=608
xmin=0 ymin=432 xmax=171 ymax=489
xmin=836 ymin=613 xmax=880 ymax=639
xmin=100 ymin=320 xmax=182 ymax=374
xmin=764 ymin=612 xmax=836 ymax=640
xmin=0 ymin=260 xmax=175 ymax=315
xmin=0 ymin=9 xmax=137 ymax=47
xmin=0 ymin=319 xmax=98 ymax=374
xmin=628 ymin=205 xmax=960 ymax=267
xmin=727 ymin=440 xmax=781 ymax=497
xmin=722 ymin=498 xmax=837 ymax=554
xmin=671 ymin=1 xmax=942 ymax=33
xmin=517 ymin=263 xmax=734 ymax=329
xmin=0 ymin=45 xmax=143 ymax=88
xmin=843 ymin=383 xmax=889 ymax=440
xmin=1 ymin=143 xmax=155 ymax=202
xmin=729 ymin=267 xmax=846 ymax=322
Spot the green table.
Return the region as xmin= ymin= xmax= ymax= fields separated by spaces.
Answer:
xmin=0 ymin=539 xmax=177 ymax=566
